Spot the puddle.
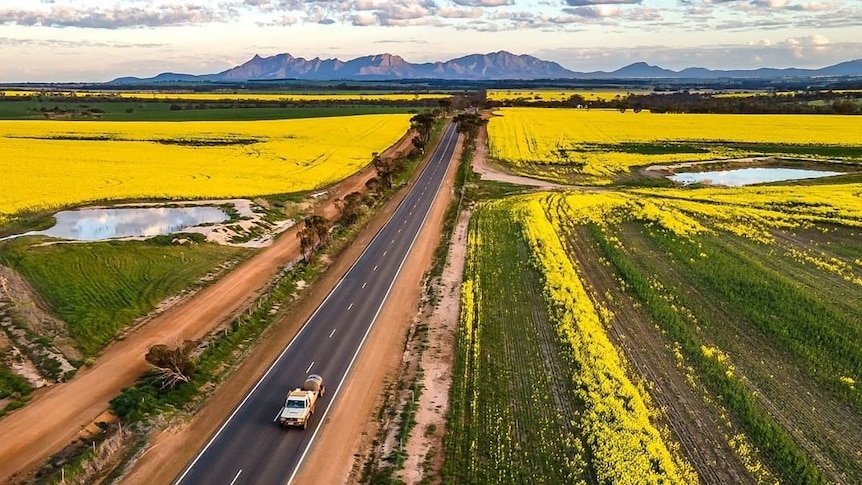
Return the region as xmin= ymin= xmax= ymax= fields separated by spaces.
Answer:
xmin=3 ymin=206 xmax=228 ymax=242
xmin=670 ymin=167 xmax=844 ymax=187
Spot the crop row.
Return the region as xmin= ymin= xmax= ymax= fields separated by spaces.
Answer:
xmin=536 ymin=185 xmax=862 ymax=482
xmin=586 ymin=222 xmax=827 ymax=484
xmin=515 ymin=197 xmax=697 ymax=484
xmin=445 ymin=208 xmax=589 ymax=483
xmin=446 ymin=197 xmax=697 ymax=483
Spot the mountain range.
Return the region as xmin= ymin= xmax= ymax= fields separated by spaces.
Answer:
xmin=110 ymin=51 xmax=862 ymax=83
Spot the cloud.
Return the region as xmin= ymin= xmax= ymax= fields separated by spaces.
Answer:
xmin=565 ymin=0 xmax=641 ymax=5
xmin=563 ymin=5 xmax=624 ymax=18
xmin=1 ymin=0 xmax=860 ymax=38
xmin=786 ymin=1 xmax=835 ymax=11
xmin=0 ymin=2 xmax=225 ymax=29
xmin=438 ymin=7 xmax=483 ymax=18
xmin=452 ymin=0 xmax=514 ymax=6
xmin=0 ymin=36 xmax=166 ymax=49
xmin=536 ymin=37 xmax=862 ymax=72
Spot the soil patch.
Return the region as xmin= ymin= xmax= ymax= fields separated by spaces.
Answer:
xmin=398 ymin=209 xmax=470 ymax=484
xmin=471 ymin=124 xmax=567 ymax=189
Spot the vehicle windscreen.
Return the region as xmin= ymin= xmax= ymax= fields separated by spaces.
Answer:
xmin=286 ymin=399 xmax=306 ymax=408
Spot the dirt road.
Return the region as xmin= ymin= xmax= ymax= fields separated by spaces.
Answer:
xmin=0 ymin=133 xmax=416 ymax=483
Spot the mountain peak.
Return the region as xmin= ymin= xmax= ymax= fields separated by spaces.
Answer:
xmin=612 ymin=62 xmax=677 ymax=78
xmin=108 ymin=53 xmax=862 ymax=83
xmin=206 ymin=51 xmax=575 ymax=81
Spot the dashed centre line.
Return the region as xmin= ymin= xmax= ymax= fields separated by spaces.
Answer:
xmin=329 ymin=328 xmax=337 ymax=338
xmin=362 ymin=282 xmax=367 ymax=288
xmin=229 ymin=469 xmax=242 ymax=485
xmin=348 ymin=302 xmax=354 ymax=311
xmin=306 ymin=362 xmax=314 ymax=373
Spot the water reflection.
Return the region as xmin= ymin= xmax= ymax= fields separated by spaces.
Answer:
xmin=670 ymin=167 xmax=843 ymax=187
xmin=6 ymin=207 xmax=228 ymax=242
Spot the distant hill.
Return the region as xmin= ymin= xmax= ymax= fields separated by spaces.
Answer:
xmin=109 ymin=52 xmax=862 ymax=83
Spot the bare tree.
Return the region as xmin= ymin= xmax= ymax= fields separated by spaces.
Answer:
xmin=145 ymin=340 xmax=197 ymax=391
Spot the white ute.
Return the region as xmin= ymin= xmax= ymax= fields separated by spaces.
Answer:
xmin=278 ymin=374 xmax=325 ymax=429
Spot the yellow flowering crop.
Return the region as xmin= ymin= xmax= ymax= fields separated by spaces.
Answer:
xmin=487 ymin=107 xmax=862 ymax=183
xmin=0 ymin=114 xmax=410 ymax=225
xmin=1 ymin=90 xmax=451 ymax=102
xmin=507 ymin=195 xmax=697 ymax=483
xmin=487 ymin=89 xmax=647 ymax=103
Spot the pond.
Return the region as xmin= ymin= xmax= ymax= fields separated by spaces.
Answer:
xmin=5 ymin=206 xmax=228 ymax=242
xmin=669 ymin=167 xmax=844 ymax=187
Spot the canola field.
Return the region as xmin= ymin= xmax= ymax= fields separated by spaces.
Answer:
xmin=486 ymin=107 xmax=862 ymax=183
xmin=2 ymin=90 xmax=451 ymax=102
xmin=486 ymin=89 xmax=645 ymax=103
xmin=0 ymin=114 xmax=410 ymax=226
xmin=449 ymin=179 xmax=862 ymax=483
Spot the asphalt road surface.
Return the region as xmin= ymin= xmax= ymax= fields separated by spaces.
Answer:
xmin=174 ymin=121 xmax=460 ymax=485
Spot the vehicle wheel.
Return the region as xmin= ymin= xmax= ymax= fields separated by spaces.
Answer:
xmin=303 ymin=421 xmax=308 ymax=430
xmin=321 ymin=386 xmax=326 ymax=397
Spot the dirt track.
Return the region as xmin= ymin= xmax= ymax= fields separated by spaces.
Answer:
xmin=0 ymin=132 xmax=417 ymax=483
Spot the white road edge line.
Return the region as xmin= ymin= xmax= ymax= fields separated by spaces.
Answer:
xmin=229 ymin=469 xmax=242 ymax=485
xmin=286 ymin=122 xmax=460 ymax=485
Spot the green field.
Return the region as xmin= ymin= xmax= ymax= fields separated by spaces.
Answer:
xmin=445 ymin=207 xmax=590 ymax=484
xmin=0 ymin=99 xmax=415 ymax=121
xmin=0 ymin=236 xmax=249 ymax=357
xmin=447 ymin=181 xmax=862 ymax=483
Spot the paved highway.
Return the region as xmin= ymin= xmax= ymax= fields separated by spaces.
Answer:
xmin=174 ymin=121 xmax=460 ymax=485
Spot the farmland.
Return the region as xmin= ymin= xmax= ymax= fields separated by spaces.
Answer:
xmin=486 ymin=89 xmax=647 ymax=103
xmin=0 ymin=114 xmax=410 ymax=227
xmin=447 ymin=167 xmax=862 ymax=483
xmin=447 ymin=199 xmax=697 ymax=483
xmin=486 ymin=107 xmax=862 ymax=184
xmin=1 ymin=90 xmax=452 ymax=102
xmin=0 ymin=236 xmax=249 ymax=358
xmin=0 ymin=101 xmax=414 ymax=122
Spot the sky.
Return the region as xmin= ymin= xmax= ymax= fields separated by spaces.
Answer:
xmin=1 ymin=0 xmax=861 ymax=82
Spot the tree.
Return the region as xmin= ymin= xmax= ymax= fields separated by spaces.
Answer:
xmin=145 ymin=340 xmax=197 ymax=391
xmin=410 ymin=112 xmax=437 ymax=151
xmin=365 ymin=177 xmax=381 ymax=195
xmin=337 ymin=191 xmax=365 ymax=226
xmin=373 ymin=155 xmax=405 ymax=189
xmin=453 ymin=112 xmax=487 ymax=141
xmin=297 ymin=215 xmax=331 ymax=263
